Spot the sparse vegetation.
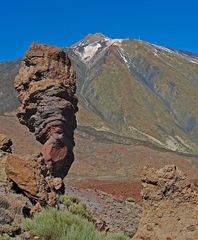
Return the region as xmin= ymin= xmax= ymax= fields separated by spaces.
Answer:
xmin=194 ymin=182 xmax=198 ymax=188
xmin=59 ymin=194 xmax=80 ymax=207
xmin=0 ymin=234 xmax=11 ymax=240
xmin=126 ymin=197 xmax=135 ymax=203
xmin=59 ymin=194 xmax=93 ymax=221
xmin=23 ymin=208 xmax=129 ymax=240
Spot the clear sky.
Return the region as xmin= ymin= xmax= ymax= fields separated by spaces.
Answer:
xmin=0 ymin=0 xmax=198 ymax=61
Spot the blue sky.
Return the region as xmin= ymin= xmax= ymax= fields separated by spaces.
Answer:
xmin=0 ymin=0 xmax=198 ymax=61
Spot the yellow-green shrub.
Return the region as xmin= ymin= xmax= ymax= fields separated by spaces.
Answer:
xmin=59 ymin=194 xmax=93 ymax=221
xmin=23 ymin=208 xmax=129 ymax=240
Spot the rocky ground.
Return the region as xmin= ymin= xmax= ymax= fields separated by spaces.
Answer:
xmin=64 ymin=185 xmax=142 ymax=237
xmin=133 ymin=165 xmax=198 ymax=240
xmin=0 ymin=143 xmax=142 ymax=238
xmin=1 ymin=133 xmax=198 ymax=239
xmin=0 ymin=144 xmax=32 ymax=237
xmin=72 ymin=180 xmax=143 ymax=203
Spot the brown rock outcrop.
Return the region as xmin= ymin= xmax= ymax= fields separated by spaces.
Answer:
xmin=14 ymin=42 xmax=77 ymax=177
xmin=5 ymin=151 xmax=64 ymax=205
xmin=0 ymin=134 xmax=12 ymax=153
xmin=6 ymin=42 xmax=77 ymax=204
xmin=133 ymin=165 xmax=198 ymax=240
xmin=5 ymin=154 xmax=38 ymax=197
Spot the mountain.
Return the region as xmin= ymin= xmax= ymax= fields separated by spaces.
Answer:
xmin=69 ymin=33 xmax=198 ymax=154
xmin=1 ymin=33 xmax=198 ymax=155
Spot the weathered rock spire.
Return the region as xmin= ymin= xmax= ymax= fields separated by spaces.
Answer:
xmin=6 ymin=42 xmax=78 ymax=204
xmin=15 ymin=42 xmax=78 ymax=178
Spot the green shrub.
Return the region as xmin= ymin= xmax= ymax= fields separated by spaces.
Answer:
xmin=0 ymin=234 xmax=11 ymax=240
xmin=68 ymin=201 xmax=84 ymax=213
xmin=194 ymin=182 xmax=198 ymax=188
xmin=59 ymin=195 xmax=80 ymax=207
xmin=23 ymin=208 xmax=129 ymax=240
xmin=59 ymin=194 xmax=93 ymax=221
xmin=126 ymin=197 xmax=135 ymax=203
xmin=106 ymin=232 xmax=129 ymax=240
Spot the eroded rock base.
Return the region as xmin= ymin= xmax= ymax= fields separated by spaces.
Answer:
xmin=133 ymin=165 xmax=198 ymax=240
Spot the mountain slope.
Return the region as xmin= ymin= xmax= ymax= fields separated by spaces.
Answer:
xmin=0 ymin=59 xmax=20 ymax=114
xmin=69 ymin=33 xmax=198 ymax=154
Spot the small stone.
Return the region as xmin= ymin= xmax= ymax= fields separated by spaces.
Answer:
xmin=146 ymin=224 xmax=153 ymax=231
xmin=30 ymin=202 xmax=42 ymax=215
xmin=33 ymin=236 xmax=40 ymax=240
xmin=187 ymin=225 xmax=196 ymax=232
xmin=47 ymin=192 xmax=57 ymax=207
xmin=52 ymin=177 xmax=63 ymax=190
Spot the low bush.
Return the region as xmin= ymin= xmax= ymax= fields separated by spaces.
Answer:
xmin=106 ymin=232 xmax=130 ymax=240
xmin=0 ymin=234 xmax=11 ymax=240
xmin=59 ymin=195 xmax=80 ymax=207
xmin=23 ymin=208 xmax=129 ymax=240
xmin=126 ymin=197 xmax=135 ymax=203
xmin=194 ymin=182 xmax=198 ymax=188
xmin=59 ymin=194 xmax=93 ymax=221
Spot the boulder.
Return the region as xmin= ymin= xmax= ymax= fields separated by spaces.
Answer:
xmin=5 ymin=154 xmax=38 ymax=197
xmin=5 ymin=153 xmax=65 ymax=205
xmin=133 ymin=165 xmax=198 ymax=240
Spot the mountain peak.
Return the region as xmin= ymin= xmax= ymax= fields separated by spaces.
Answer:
xmin=72 ymin=33 xmax=109 ymax=47
xmin=84 ymin=33 xmax=109 ymax=42
xmin=72 ymin=33 xmax=122 ymax=63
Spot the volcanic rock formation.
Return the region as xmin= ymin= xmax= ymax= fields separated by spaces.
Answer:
xmin=6 ymin=43 xmax=77 ymax=204
xmin=14 ymin=42 xmax=77 ymax=174
xmin=133 ymin=165 xmax=198 ymax=240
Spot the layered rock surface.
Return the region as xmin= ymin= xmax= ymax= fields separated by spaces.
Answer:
xmin=15 ymin=42 xmax=77 ymax=173
xmin=5 ymin=43 xmax=78 ymax=204
xmin=133 ymin=165 xmax=198 ymax=240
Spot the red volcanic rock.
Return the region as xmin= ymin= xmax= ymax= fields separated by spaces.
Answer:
xmin=41 ymin=131 xmax=67 ymax=162
xmin=6 ymin=42 xmax=77 ymax=204
xmin=133 ymin=165 xmax=198 ymax=240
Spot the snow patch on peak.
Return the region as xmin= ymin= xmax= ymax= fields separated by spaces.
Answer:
xmin=79 ymin=43 xmax=101 ymax=62
xmin=112 ymin=39 xmax=123 ymax=44
xmin=73 ymin=37 xmax=123 ymax=63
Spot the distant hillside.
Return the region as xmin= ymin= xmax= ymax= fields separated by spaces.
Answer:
xmin=0 ymin=59 xmax=20 ymax=114
xmin=1 ymin=33 xmax=198 ymax=154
